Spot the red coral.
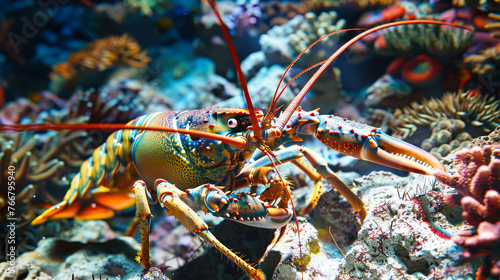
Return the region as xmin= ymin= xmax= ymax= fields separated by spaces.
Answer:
xmin=435 ymin=145 xmax=500 ymax=279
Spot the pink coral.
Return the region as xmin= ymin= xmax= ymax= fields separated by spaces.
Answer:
xmin=435 ymin=145 xmax=500 ymax=279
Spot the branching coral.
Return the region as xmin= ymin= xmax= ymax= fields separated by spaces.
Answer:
xmin=434 ymin=145 xmax=500 ymax=279
xmin=388 ymin=91 xmax=500 ymax=139
xmin=374 ymin=23 xmax=473 ymax=56
xmin=50 ymin=34 xmax=150 ymax=80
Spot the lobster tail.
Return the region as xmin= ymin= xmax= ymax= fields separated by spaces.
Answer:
xmin=31 ymin=117 xmax=145 ymax=225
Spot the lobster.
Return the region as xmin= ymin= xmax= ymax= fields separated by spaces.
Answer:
xmin=0 ymin=0 xmax=472 ymax=278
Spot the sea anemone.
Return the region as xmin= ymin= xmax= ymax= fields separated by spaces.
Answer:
xmin=389 ymin=91 xmax=500 ymax=139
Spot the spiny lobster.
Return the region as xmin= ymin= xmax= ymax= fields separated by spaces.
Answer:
xmin=0 ymin=1 xmax=472 ymax=278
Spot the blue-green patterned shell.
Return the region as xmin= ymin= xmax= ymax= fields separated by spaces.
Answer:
xmin=131 ymin=108 xmax=260 ymax=190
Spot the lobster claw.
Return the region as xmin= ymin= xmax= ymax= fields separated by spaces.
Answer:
xmin=288 ymin=110 xmax=445 ymax=175
xmin=357 ymin=130 xmax=445 ymax=175
xmin=185 ymin=184 xmax=292 ymax=229
xmin=219 ymin=192 xmax=293 ymax=229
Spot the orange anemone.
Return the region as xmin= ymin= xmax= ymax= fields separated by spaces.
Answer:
xmin=401 ymin=55 xmax=442 ymax=85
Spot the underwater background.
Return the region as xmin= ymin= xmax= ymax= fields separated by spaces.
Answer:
xmin=0 ymin=0 xmax=500 ymax=279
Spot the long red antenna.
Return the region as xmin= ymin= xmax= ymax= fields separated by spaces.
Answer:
xmin=0 ymin=123 xmax=248 ymax=149
xmin=270 ymin=20 xmax=473 ymax=136
xmin=206 ymin=0 xmax=262 ymax=141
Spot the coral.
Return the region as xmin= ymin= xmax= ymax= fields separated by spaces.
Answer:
xmin=305 ymin=0 xmax=397 ymax=11
xmin=157 ymin=56 xmax=238 ymax=111
xmin=485 ymin=13 xmax=500 ymax=39
xmin=463 ymin=43 xmax=500 ymax=84
xmin=365 ymin=73 xmax=413 ymax=108
xmin=124 ymin=0 xmax=166 ymax=16
xmin=421 ymin=119 xmax=473 ymax=162
xmin=435 ymin=145 xmax=500 ymax=279
xmin=259 ymin=221 xmax=342 ymax=279
xmin=470 ymin=125 xmax=500 ymax=147
xmin=260 ymin=2 xmax=307 ymax=28
xmin=374 ymin=22 xmax=473 ymax=56
xmin=387 ymin=91 xmax=500 ymax=139
xmin=308 ymin=187 xmax=361 ymax=245
xmin=0 ymin=220 xmax=142 ymax=279
xmin=225 ymin=0 xmax=262 ymax=37
xmin=50 ymin=34 xmax=150 ymax=81
xmin=260 ymin=11 xmax=346 ymax=68
xmin=129 ymin=267 xmax=171 ymax=280
xmin=0 ymin=261 xmax=53 ymax=280
xmin=338 ymin=171 xmax=473 ymax=279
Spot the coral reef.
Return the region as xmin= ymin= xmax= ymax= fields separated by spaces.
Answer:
xmin=260 ymin=221 xmax=342 ymax=280
xmin=434 ymin=145 xmax=500 ymax=279
xmin=0 ymin=220 xmax=143 ymax=279
xmin=337 ymin=171 xmax=474 ymax=279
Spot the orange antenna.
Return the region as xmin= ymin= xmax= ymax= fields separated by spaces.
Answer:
xmin=271 ymin=20 xmax=474 ymax=135
xmin=0 ymin=123 xmax=248 ymax=150
xmin=205 ymin=0 xmax=262 ymax=141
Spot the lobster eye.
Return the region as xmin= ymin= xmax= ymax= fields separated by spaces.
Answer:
xmin=227 ymin=118 xmax=238 ymax=128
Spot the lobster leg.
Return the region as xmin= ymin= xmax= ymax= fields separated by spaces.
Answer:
xmin=241 ymin=146 xmax=367 ymax=221
xmin=155 ymin=179 xmax=267 ymax=280
xmin=134 ymin=181 xmax=153 ymax=268
xmin=298 ymin=146 xmax=367 ymax=220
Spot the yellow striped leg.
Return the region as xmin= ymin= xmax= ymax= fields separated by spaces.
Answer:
xmin=155 ymin=179 xmax=266 ymax=280
xmin=134 ymin=181 xmax=153 ymax=268
xmin=299 ymin=146 xmax=367 ymax=221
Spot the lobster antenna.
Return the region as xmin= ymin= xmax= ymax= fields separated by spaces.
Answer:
xmin=271 ymin=20 xmax=474 ymax=135
xmin=0 ymin=123 xmax=249 ymax=150
xmin=205 ymin=1 xmax=307 ymax=277
xmin=265 ymin=28 xmax=364 ymax=123
xmin=206 ymin=0 xmax=262 ymax=141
